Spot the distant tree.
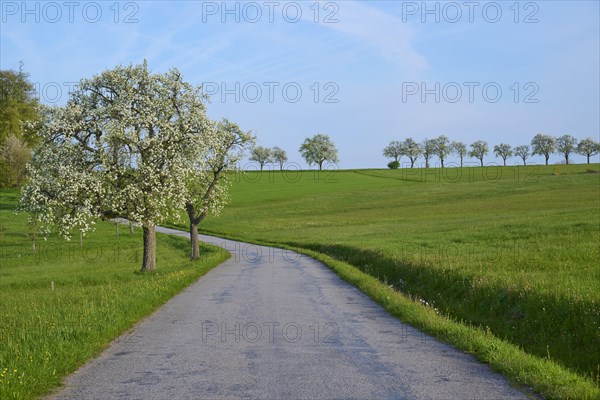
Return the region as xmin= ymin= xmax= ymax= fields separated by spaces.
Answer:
xmin=299 ymin=134 xmax=339 ymax=170
xmin=250 ymin=146 xmax=273 ymax=171
xmin=577 ymin=138 xmax=600 ymax=164
xmin=402 ymin=138 xmax=421 ymax=168
xmin=0 ymin=63 xmax=41 ymax=146
xmin=387 ymin=160 xmax=399 ymax=169
xmin=531 ymin=133 xmax=556 ymax=165
xmin=421 ymin=138 xmax=436 ymax=168
xmin=556 ymin=135 xmax=578 ymax=165
xmin=0 ymin=64 xmax=41 ymax=188
xmin=451 ymin=141 xmax=467 ymax=167
xmin=0 ymin=134 xmax=31 ymax=187
xmin=433 ymin=135 xmax=451 ymax=168
xmin=514 ymin=145 xmax=530 ymax=166
xmin=271 ymin=146 xmax=288 ymax=170
xmin=383 ymin=141 xmax=403 ymax=163
xmin=469 ymin=140 xmax=489 ymax=167
xmin=493 ymin=143 xmax=513 ymax=166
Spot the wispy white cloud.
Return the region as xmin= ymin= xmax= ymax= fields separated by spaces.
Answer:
xmin=308 ymin=1 xmax=428 ymax=72
xmin=119 ymin=1 xmax=428 ymax=82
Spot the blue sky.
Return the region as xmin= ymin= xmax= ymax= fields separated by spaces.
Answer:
xmin=1 ymin=0 xmax=599 ymax=168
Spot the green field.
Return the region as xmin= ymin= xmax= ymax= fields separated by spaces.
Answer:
xmin=182 ymin=163 xmax=600 ymax=396
xmin=2 ymin=164 xmax=599 ymax=399
xmin=0 ymin=190 xmax=229 ymax=400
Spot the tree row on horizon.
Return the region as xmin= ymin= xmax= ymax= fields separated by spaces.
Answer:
xmin=383 ymin=134 xmax=600 ymax=169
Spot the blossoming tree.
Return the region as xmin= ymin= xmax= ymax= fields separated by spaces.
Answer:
xmin=19 ymin=62 xmax=212 ymax=272
xmin=299 ymin=134 xmax=339 ymax=170
xmin=184 ymin=118 xmax=254 ymax=259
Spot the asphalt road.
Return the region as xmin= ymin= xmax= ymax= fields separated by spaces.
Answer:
xmin=48 ymin=226 xmax=529 ymax=400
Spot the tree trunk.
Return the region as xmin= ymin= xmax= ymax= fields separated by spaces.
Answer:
xmin=141 ymin=224 xmax=156 ymax=272
xmin=410 ymin=159 xmax=415 ymax=168
xmin=545 ymin=155 xmax=549 ymax=165
xmin=190 ymin=222 xmax=200 ymax=260
xmin=187 ymin=203 xmax=202 ymax=260
xmin=587 ymin=155 xmax=591 ymax=164
xmin=318 ymin=161 xmax=323 ymax=171
xmin=480 ymin=159 xmax=484 ymax=167
xmin=565 ymin=155 xmax=569 ymax=165
xmin=503 ymin=159 xmax=507 ymax=166
xmin=441 ymin=159 xmax=444 ymax=168
xmin=460 ymin=157 xmax=463 ymax=167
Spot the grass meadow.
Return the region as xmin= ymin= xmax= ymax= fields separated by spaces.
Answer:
xmin=0 ymin=190 xmax=230 ymax=400
xmin=176 ymin=163 xmax=600 ymax=398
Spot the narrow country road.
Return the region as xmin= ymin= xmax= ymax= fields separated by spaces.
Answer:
xmin=48 ymin=226 xmax=528 ymax=400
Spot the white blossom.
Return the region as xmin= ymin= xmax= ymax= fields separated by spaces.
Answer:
xmin=19 ymin=61 xmax=212 ymax=246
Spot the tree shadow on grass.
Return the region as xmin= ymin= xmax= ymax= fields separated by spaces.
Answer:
xmin=291 ymin=241 xmax=599 ymax=380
